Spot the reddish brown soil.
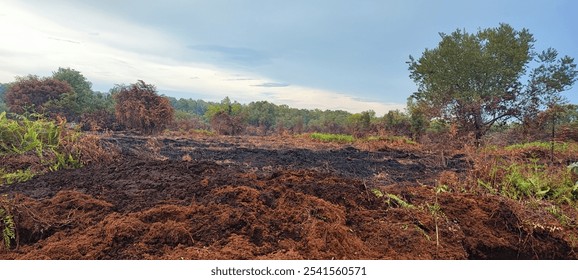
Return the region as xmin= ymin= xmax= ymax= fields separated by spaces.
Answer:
xmin=1 ymin=134 xmax=576 ymax=259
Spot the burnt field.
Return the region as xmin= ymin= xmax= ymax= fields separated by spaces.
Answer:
xmin=0 ymin=134 xmax=576 ymax=259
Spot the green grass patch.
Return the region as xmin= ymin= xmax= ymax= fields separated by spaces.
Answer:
xmin=505 ymin=141 xmax=572 ymax=153
xmin=309 ymin=133 xmax=355 ymax=143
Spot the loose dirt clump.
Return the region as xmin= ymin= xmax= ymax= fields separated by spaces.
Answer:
xmin=1 ymin=134 xmax=576 ymax=259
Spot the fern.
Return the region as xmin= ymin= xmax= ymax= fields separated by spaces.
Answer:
xmin=0 ymin=206 xmax=16 ymax=250
xmin=386 ymin=193 xmax=414 ymax=208
xmin=1 ymin=169 xmax=34 ymax=184
xmin=370 ymin=188 xmax=384 ymax=198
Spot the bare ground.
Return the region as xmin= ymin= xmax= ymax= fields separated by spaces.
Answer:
xmin=1 ymin=134 xmax=576 ymax=259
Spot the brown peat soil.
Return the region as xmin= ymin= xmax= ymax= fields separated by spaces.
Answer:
xmin=1 ymin=134 xmax=576 ymax=259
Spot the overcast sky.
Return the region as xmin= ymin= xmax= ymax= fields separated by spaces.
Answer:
xmin=1 ymin=0 xmax=576 ymax=115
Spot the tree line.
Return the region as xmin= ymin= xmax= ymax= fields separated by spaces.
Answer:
xmin=0 ymin=68 xmax=389 ymax=136
xmin=0 ymin=24 xmax=576 ymax=143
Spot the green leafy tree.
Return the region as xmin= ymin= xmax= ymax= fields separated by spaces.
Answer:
xmin=407 ymin=97 xmax=429 ymax=140
xmin=205 ymin=97 xmax=246 ymax=135
xmin=348 ymin=110 xmax=375 ymax=136
xmin=408 ymin=23 xmax=577 ymax=143
xmin=52 ymin=68 xmax=91 ymax=95
xmin=169 ymin=97 xmax=209 ymax=116
xmin=51 ymin=67 xmax=113 ymax=120
xmin=308 ymin=109 xmax=350 ymax=134
xmin=275 ymin=105 xmax=307 ymax=134
xmin=246 ymin=101 xmax=278 ymax=134
xmin=381 ymin=109 xmax=411 ymax=136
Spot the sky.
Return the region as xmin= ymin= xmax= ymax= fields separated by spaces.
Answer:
xmin=1 ymin=0 xmax=576 ymax=115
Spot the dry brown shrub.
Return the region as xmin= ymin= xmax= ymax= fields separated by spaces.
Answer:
xmin=114 ymin=81 xmax=174 ymax=134
xmin=145 ymin=137 xmax=162 ymax=154
xmin=181 ymin=154 xmax=192 ymax=161
xmin=169 ymin=117 xmax=209 ymax=132
xmin=438 ymin=170 xmax=460 ymax=190
xmin=5 ymin=76 xmax=72 ymax=116
xmin=69 ymin=134 xmax=120 ymax=165
xmin=80 ymin=110 xmax=116 ymax=132
xmin=210 ymin=111 xmax=246 ymax=135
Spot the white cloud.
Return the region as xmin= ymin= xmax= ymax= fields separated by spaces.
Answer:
xmin=0 ymin=1 xmax=405 ymax=115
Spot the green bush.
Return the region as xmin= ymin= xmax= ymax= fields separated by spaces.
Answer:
xmin=505 ymin=141 xmax=571 ymax=153
xmin=310 ymin=133 xmax=355 ymax=143
xmin=0 ymin=200 xmax=15 ymax=250
xmin=478 ymin=160 xmax=578 ymax=204
xmin=0 ymin=112 xmax=81 ymax=185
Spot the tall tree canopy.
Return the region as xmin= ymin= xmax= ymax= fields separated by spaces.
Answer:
xmin=408 ymin=23 xmax=577 ymax=141
xmin=51 ymin=67 xmax=114 ymax=119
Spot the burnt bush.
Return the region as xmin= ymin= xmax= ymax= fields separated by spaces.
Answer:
xmin=5 ymin=76 xmax=72 ymax=117
xmin=80 ymin=109 xmax=117 ymax=131
xmin=113 ymin=81 xmax=174 ymax=134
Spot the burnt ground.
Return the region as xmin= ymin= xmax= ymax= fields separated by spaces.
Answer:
xmin=0 ymin=134 xmax=577 ymax=259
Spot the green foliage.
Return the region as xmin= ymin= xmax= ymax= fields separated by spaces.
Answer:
xmin=407 ymin=97 xmax=428 ymax=140
xmin=505 ymin=141 xmax=571 ymax=152
xmin=205 ymin=97 xmax=242 ymax=119
xmin=0 ymin=198 xmax=16 ymax=250
xmin=51 ymin=67 xmax=115 ymax=118
xmin=309 ymin=133 xmax=355 ymax=143
xmin=169 ymin=97 xmax=210 ymax=116
xmin=52 ymin=67 xmax=92 ymax=97
xmin=0 ymin=112 xmax=81 ymax=185
xmin=0 ymin=112 xmax=60 ymax=156
xmin=1 ymin=169 xmax=34 ymax=184
xmin=370 ymin=189 xmax=414 ymax=208
xmin=370 ymin=188 xmax=384 ymax=198
xmin=478 ymin=160 xmax=578 ymax=204
xmin=545 ymin=205 xmax=571 ymax=227
xmin=385 ymin=193 xmax=415 ymax=209
xmin=205 ymin=97 xmax=247 ymax=135
xmin=426 ymin=119 xmax=451 ymax=134
xmin=380 ymin=109 xmax=413 ymax=137
xmin=348 ymin=110 xmax=375 ymax=135
xmin=168 ymin=96 xmax=417 ymax=136
xmin=246 ymin=101 xmax=278 ymax=131
xmin=307 ymin=109 xmax=351 ymax=134
xmin=408 ymin=23 xmax=577 ymax=141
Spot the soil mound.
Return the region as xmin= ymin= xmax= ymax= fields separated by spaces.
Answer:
xmin=1 ymin=135 xmax=576 ymax=259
